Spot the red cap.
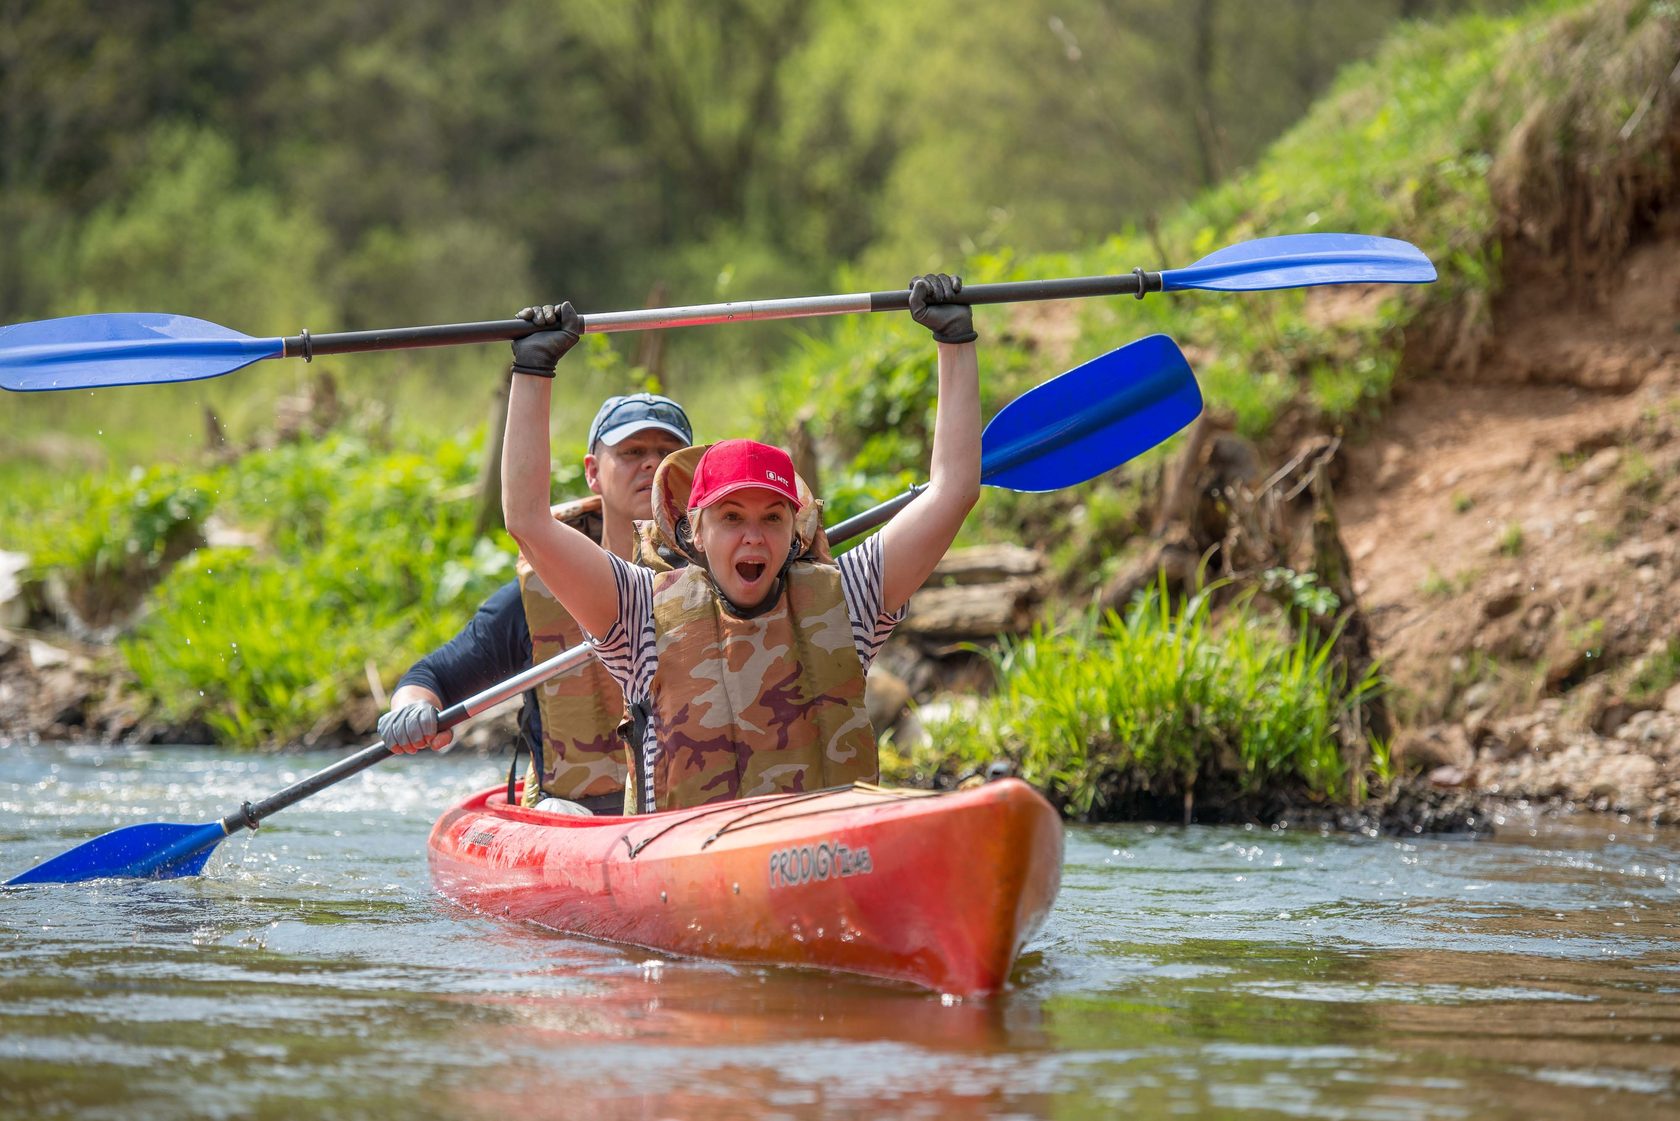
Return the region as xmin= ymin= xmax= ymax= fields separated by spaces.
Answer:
xmin=687 ymin=439 xmax=800 ymax=510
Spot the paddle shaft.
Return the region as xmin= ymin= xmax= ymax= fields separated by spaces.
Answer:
xmin=278 ymin=273 xmax=1164 ymax=358
xmin=213 ymin=484 xmax=928 ymax=837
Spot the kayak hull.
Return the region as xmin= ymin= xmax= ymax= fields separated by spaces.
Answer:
xmin=427 ymin=779 xmax=1063 ymax=994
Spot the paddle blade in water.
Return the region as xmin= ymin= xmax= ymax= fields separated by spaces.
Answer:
xmin=0 ymin=313 xmax=283 ymax=392
xmin=979 ymin=335 xmax=1201 ymax=492
xmin=1162 ymin=233 xmax=1436 ymax=292
xmin=5 ymin=820 xmax=228 ymax=885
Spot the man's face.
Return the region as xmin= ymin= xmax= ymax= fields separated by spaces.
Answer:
xmin=585 ymin=429 xmax=689 ymax=522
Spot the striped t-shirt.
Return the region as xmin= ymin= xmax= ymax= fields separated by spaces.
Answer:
xmin=590 ymin=533 xmax=904 ymax=710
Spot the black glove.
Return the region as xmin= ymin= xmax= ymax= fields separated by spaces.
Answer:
xmin=510 ymin=302 xmax=583 ymax=377
xmin=378 ymin=701 xmax=440 ymax=753
xmin=908 ymin=273 xmax=977 ymax=345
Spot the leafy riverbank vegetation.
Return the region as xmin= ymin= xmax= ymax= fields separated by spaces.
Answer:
xmin=5 ymin=0 xmax=1674 ymax=823
xmin=6 ymin=432 xmax=525 ymax=743
xmin=885 ymin=583 xmax=1389 ymax=819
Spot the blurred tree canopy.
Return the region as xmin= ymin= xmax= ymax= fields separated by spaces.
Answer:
xmin=1 ymin=0 xmax=1515 ymax=348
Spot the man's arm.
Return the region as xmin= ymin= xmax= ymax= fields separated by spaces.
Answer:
xmin=382 ymin=580 xmax=531 ymax=753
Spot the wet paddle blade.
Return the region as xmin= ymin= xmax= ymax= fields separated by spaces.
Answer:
xmin=1162 ymin=233 xmax=1436 ymax=292
xmin=0 ymin=313 xmax=283 ymax=392
xmin=980 ymin=335 xmax=1201 ymax=492
xmin=5 ymin=820 xmax=228 ymax=885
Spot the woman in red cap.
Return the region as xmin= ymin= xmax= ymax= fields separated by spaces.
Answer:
xmin=502 ymin=275 xmax=980 ymax=813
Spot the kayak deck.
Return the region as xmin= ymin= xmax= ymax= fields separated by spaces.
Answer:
xmin=428 ymin=779 xmax=1063 ymax=994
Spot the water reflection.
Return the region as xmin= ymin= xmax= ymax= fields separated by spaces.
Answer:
xmin=1 ymin=744 xmax=1677 ymax=1120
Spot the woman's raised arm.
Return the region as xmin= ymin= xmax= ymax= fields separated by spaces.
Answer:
xmin=500 ymin=303 xmax=620 ymax=637
xmin=878 ymin=276 xmax=982 ymax=615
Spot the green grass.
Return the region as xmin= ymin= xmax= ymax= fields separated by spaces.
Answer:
xmin=885 ymin=582 xmax=1382 ymax=818
xmin=1629 ymin=638 xmax=1680 ymax=702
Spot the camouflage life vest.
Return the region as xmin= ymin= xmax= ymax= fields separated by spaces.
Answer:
xmin=625 ymin=446 xmax=877 ymax=813
xmin=517 ymin=495 xmax=672 ymax=808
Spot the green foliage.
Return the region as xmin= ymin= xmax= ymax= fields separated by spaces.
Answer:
xmin=1419 ymin=565 xmax=1482 ymax=598
xmin=903 ymin=584 xmax=1381 ymax=817
xmin=12 ymin=463 xmax=214 ymax=586
xmin=53 ymin=124 xmax=334 ymax=331
xmin=1498 ymin=522 xmax=1525 ymax=556
xmin=759 ymin=315 xmax=938 ymax=525
xmin=1259 ymin=568 xmax=1341 ymax=620
xmin=116 ymin=433 xmax=520 ymax=745
xmin=1419 ymin=567 xmax=1455 ymax=599
xmin=1628 ymin=638 xmax=1680 ymax=702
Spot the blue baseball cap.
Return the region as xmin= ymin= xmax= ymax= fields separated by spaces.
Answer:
xmin=586 ymin=393 xmax=693 ymax=451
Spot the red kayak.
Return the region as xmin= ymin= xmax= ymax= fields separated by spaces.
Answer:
xmin=427 ymin=779 xmax=1063 ymax=994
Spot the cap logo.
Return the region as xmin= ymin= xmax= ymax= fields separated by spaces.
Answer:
xmin=766 ymin=470 xmax=790 ymax=486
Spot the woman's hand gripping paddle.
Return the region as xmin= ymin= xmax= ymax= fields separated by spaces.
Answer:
xmin=4 ymin=333 xmax=1200 ymax=885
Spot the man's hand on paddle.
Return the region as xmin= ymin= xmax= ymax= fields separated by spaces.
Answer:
xmin=379 ymin=692 xmax=453 ymax=753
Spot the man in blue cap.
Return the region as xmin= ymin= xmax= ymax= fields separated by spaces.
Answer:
xmin=379 ymin=393 xmax=693 ymax=814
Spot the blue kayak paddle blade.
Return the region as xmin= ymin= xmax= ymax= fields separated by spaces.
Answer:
xmin=0 ymin=312 xmax=283 ymax=392
xmin=1162 ymin=233 xmax=1437 ymax=292
xmin=980 ymin=335 xmax=1202 ymax=493
xmin=5 ymin=820 xmax=228 ymax=885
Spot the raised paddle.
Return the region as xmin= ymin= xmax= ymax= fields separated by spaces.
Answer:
xmin=0 ymin=233 xmax=1433 ymax=392
xmin=4 ymin=333 xmax=1201 ymax=885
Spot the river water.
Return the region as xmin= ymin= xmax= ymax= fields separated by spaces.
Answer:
xmin=1 ymin=743 xmax=1676 ymax=1120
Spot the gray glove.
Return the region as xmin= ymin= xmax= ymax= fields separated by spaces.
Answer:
xmin=511 ymin=302 xmax=583 ymax=377
xmin=378 ymin=701 xmax=440 ymax=753
xmin=908 ymin=273 xmax=977 ymax=345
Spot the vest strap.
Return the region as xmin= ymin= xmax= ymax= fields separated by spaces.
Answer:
xmin=505 ymin=739 xmax=525 ymax=805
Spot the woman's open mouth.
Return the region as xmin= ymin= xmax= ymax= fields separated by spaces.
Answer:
xmin=735 ymin=561 xmax=766 ymax=584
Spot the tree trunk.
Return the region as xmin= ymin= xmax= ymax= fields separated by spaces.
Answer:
xmin=476 ymin=370 xmax=512 ymax=537
xmin=634 ymin=281 xmax=669 ymax=391
xmin=1189 ymin=0 xmax=1225 ymax=188
xmin=788 ymin=407 xmax=820 ymax=499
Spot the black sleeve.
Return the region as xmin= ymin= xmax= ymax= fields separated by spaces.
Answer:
xmin=396 ymin=580 xmax=532 ymax=705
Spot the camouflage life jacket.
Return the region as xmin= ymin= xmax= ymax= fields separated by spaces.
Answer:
xmin=517 ymin=495 xmax=672 ymax=808
xmin=625 ymin=446 xmax=877 ymax=813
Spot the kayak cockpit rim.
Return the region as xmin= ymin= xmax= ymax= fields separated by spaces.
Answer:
xmin=621 ymin=783 xmax=941 ymax=859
